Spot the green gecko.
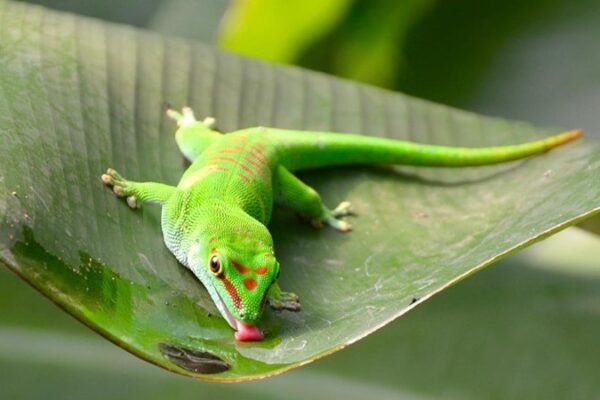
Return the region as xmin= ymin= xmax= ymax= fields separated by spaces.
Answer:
xmin=101 ymin=106 xmax=581 ymax=341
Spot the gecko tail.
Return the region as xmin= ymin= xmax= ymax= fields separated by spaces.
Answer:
xmin=272 ymin=128 xmax=583 ymax=171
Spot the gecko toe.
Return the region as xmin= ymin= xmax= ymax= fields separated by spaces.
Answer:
xmin=332 ymin=201 xmax=355 ymax=218
xmin=325 ymin=216 xmax=353 ymax=233
xmin=126 ymin=195 xmax=139 ymax=208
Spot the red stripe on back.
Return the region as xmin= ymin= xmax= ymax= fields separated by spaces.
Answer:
xmin=243 ymin=155 xmax=266 ymax=171
xmin=237 ymin=172 xmax=251 ymax=182
xmin=250 ymin=149 xmax=267 ymax=164
xmin=210 ymin=156 xmax=257 ymax=177
xmin=219 ymin=146 xmax=245 ymax=154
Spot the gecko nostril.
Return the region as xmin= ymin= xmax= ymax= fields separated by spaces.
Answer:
xmin=239 ymin=313 xmax=245 ymax=320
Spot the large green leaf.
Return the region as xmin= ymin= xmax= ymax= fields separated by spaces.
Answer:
xmin=0 ymin=1 xmax=599 ymax=381
xmin=3 ymin=229 xmax=600 ymax=399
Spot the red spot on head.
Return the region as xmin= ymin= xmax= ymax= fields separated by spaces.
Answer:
xmin=231 ymin=259 xmax=251 ymax=274
xmin=210 ymin=247 xmax=217 ymax=254
xmin=255 ymin=266 xmax=268 ymax=275
xmin=243 ymin=278 xmax=257 ymax=291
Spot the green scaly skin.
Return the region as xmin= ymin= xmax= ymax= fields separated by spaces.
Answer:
xmin=101 ymin=107 xmax=581 ymax=341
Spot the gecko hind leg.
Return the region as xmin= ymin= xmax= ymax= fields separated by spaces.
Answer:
xmin=101 ymin=168 xmax=176 ymax=208
xmin=273 ymin=165 xmax=355 ymax=232
xmin=166 ymin=106 xmax=219 ymax=161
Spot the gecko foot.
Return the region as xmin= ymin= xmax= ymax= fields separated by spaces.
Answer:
xmin=268 ymin=292 xmax=301 ymax=312
xmin=267 ymin=284 xmax=301 ymax=312
xmin=166 ymin=106 xmax=216 ymax=129
xmin=306 ymin=201 xmax=355 ymax=232
xmin=323 ymin=201 xmax=354 ymax=232
xmin=101 ymin=168 xmax=138 ymax=208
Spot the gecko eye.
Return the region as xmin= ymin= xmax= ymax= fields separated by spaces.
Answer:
xmin=209 ymin=255 xmax=222 ymax=276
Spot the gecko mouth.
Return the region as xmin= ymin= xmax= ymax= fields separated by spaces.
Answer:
xmin=214 ymin=291 xmax=264 ymax=341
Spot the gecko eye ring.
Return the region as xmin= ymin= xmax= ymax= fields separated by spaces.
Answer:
xmin=209 ymin=255 xmax=223 ymax=276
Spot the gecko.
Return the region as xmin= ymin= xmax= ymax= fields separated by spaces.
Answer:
xmin=101 ymin=106 xmax=581 ymax=341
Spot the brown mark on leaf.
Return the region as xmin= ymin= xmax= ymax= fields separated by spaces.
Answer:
xmin=414 ymin=211 xmax=429 ymax=219
xmin=159 ymin=342 xmax=230 ymax=374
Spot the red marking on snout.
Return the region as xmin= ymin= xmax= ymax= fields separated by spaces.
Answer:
xmin=231 ymin=259 xmax=251 ymax=274
xmin=219 ymin=276 xmax=242 ymax=310
xmin=243 ymin=278 xmax=257 ymax=291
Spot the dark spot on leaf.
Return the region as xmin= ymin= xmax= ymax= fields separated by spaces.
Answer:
xmin=410 ymin=297 xmax=420 ymax=305
xmin=159 ymin=342 xmax=229 ymax=374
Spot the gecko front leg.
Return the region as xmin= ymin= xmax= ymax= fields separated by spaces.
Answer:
xmin=101 ymin=168 xmax=177 ymax=207
xmin=267 ymin=281 xmax=301 ymax=311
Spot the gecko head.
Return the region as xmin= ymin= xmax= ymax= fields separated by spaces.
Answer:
xmin=187 ymin=204 xmax=280 ymax=341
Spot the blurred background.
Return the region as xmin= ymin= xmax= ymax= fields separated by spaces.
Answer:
xmin=4 ymin=0 xmax=600 ymax=398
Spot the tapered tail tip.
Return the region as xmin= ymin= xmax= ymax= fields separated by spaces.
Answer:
xmin=550 ymin=129 xmax=583 ymax=148
xmin=561 ymin=129 xmax=583 ymax=141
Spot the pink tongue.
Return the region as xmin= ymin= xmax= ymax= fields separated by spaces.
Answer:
xmin=234 ymin=321 xmax=264 ymax=341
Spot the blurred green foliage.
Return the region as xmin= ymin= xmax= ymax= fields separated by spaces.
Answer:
xmin=219 ymin=0 xmax=600 ymax=139
xmin=219 ymin=0 xmax=352 ymax=63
